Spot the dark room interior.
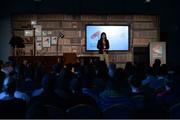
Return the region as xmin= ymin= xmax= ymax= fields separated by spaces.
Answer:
xmin=0 ymin=0 xmax=180 ymax=119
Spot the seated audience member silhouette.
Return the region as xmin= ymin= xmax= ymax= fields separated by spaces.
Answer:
xmin=156 ymin=78 xmax=174 ymax=106
xmin=64 ymin=64 xmax=98 ymax=108
xmin=0 ymin=76 xmax=16 ymax=100
xmin=142 ymin=66 xmax=157 ymax=87
xmin=108 ymin=63 xmax=116 ymax=79
xmin=132 ymin=64 xmax=169 ymax=118
xmin=30 ymin=73 xmax=65 ymax=109
xmin=51 ymin=63 xmax=63 ymax=78
xmin=22 ymin=61 xmax=34 ymax=93
xmin=150 ymin=64 xmax=168 ymax=91
xmin=14 ymin=78 xmax=30 ymax=103
xmin=124 ymin=62 xmax=135 ymax=78
xmin=10 ymin=62 xmax=30 ymax=103
xmin=1 ymin=62 xmax=14 ymax=76
xmin=0 ymin=76 xmax=26 ymax=118
xmin=1 ymin=62 xmax=28 ymax=102
xmin=128 ymin=73 xmax=145 ymax=96
xmin=0 ymin=62 xmax=6 ymax=92
xmin=98 ymin=68 xmax=134 ymax=111
xmin=152 ymin=59 xmax=161 ymax=76
xmin=55 ymin=66 xmax=97 ymax=109
xmin=70 ymin=82 xmax=98 ymax=109
xmin=54 ymin=67 xmax=74 ymax=99
xmin=156 ymin=70 xmax=180 ymax=108
xmin=93 ymin=61 xmax=109 ymax=93
xmin=53 ymin=67 xmax=79 ymax=109
xmin=81 ymin=64 xmax=99 ymax=101
xmin=31 ymin=62 xmax=46 ymax=96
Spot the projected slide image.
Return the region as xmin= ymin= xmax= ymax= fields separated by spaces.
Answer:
xmin=86 ymin=25 xmax=129 ymax=51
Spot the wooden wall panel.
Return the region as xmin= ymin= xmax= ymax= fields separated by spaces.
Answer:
xmin=11 ymin=14 xmax=160 ymax=64
xmin=12 ymin=21 xmax=30 ymax=29
xmin=133 ymin=30 xmax=159 ymax=39
xmin=37 ymin=14 xmax=63 ymax=20
xmin=107 ymin=15 xmax=133 ymax=21
xmin=81 ymin=15 xmax=107 ymax=21
xmin=133 ymin=15 xmax=158 ymax=22
xmin=38 ymin=21 xmax=60 ymax=29
xmin=12 ymin=14 xmax=37 ymax=21
xmin=133 ymin=22 xmax=159 ymax=29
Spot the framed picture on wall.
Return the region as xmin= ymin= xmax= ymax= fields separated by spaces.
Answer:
xmin=23 ymin=37 xmax=33 ymax=44
xmin=36 ymin=42 xmax=42 ymax=50
xmin=36 ymin=37 xmax=42 ymax=50
xmin=33 ymin=25 xmax=42 ymax=36
xmin=36 ymin=37 xmax=42 ymax=42
xmin=51 ymin=36 xmax=58 ymax=45
xmin=42 ymin=31 xmax=48 ymax=36
xmin=47 ymin=31 xmax=52 ymax=35
xmin=42 ymin=37 xmax=51 ymax=47
xmin=24 ymin=30 xmax=33 ymax=37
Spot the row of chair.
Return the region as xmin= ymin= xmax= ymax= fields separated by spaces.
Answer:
xmin=26 ymin=103 xmax=134 ymax=119
xmin=26 ymin=102 xmax=180 ymax=119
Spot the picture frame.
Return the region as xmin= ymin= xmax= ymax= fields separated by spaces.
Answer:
xmin=51 ymin=36 xmax=58 ymax=45
xmin=36 ymin=37 xmax=42 ymax=50
xmin=23 ymin=37 xmax=33 ymax=44
xmin=42 ymin=31 xmax=48 ymax=36
xmin=33 ymin=25 xmax=42 ymax=36
xmin=36 ymin=42 xmax=42 ymax=50
xmin=24 ymin=30 xmax=33 ymax=37
xmin=36 ymin=37 xmax=42 ymax=42
xmin=42 ymin=37 xmax=51 ymax=47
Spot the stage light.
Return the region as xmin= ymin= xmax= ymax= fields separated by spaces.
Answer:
xmin=145 ymin=0 xmax=151 ymax=3
xmin=58 ymin=32 xmax=64 ymax=39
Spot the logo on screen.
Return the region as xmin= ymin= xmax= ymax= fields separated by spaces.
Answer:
xmin=91 ymin=31 xmax=101 ymax=40
xmin=153 ymin=44 xmax=162 ymax=54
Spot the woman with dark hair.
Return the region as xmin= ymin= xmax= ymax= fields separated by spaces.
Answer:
xmin=97 ymin=32 xmax=110 ymax=67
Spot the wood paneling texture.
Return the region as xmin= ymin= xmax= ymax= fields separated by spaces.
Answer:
xmin=11 ymin=14 xmax=160 ymax=64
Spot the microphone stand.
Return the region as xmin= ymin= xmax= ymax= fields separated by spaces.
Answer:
xmin=56 ymin=37 xmax=59 ymax=62
xmin=56 ymin=32 xmax=64 ymax=63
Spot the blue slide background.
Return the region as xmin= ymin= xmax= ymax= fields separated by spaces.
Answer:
xmin=86 ymin=26 xmax=129 ymax=51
